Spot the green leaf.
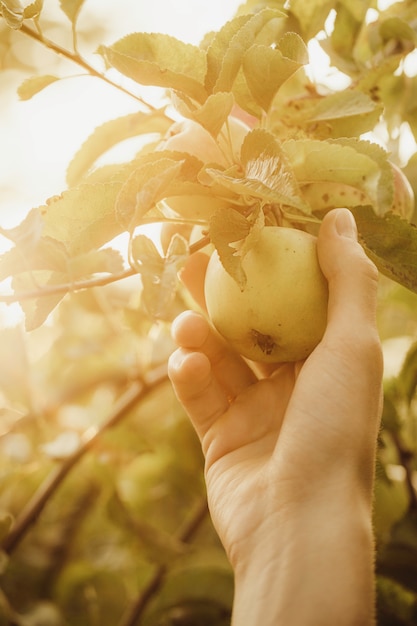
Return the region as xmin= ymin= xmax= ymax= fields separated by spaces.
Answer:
xmin=40 ymin=182 xmax=123 ymax=256
xmin=377 ymin=575 xmax=417 ymax=626
xmin=290 ymin=0 xmax=334 ymax=39
xmin=17 ymin=74 xmax=60 ymax=100
xmin=131 ymin=234 xmax=187 ymax=320
xmin=352 ymin=206 xmax=417 ymax=294
xmin=1 ymin=0 xmax=23 ymax=28
xmin=282 ymin=138 xmax=388 ymax=212
xmin=98 ymin=33 xmax=207 ymax=103
xmin=205 ymin=8 xmax=285 ymax=94
xmin=0 ymin=235 xmax=68 ymax=281
xmin=379 ymin=511 xmax=417 ymax=592
xmin=115 ymin=157 xmax=185 ymax=230
xmin=172 ymin=91 xmax=235 ymax=138
xmin=12 ymin=271 xmax=70 ymax=330
xmin=142 ymin=563 xmax=233 ymax=625
xmin=23 ymin=0 xmax=43 ymax=19
xmin=59 ymin=0 xmax=85 ymax=24
xmin=241 ymin=128 xmax=306 ymax=210
xmin=208 ymin=208 xmax=253 ymax=289
xmin=67 ymin=247 xmax=124 ymax=281
xmin=398 ymin=341 xmax=417 ymax=403
xmin=287 ymin=89 xmax=383 ymax=139
xmin=66 ymin=110 xmax=172 ymax=187
xmin=242 ymin=39 xmax=306 ymax=112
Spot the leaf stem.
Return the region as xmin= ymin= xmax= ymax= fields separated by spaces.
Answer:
xmin=1 ymin=364 xmax=168 ymax=555
xmin=19 ymin=23 xmax=156 ymax=111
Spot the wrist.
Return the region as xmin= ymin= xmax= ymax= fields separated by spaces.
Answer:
xmin=231 ymin=496 xmax=376 ymax=626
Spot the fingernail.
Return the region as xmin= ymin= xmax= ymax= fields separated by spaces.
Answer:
xmin=335 ymin=209 xmax=358 ymax=239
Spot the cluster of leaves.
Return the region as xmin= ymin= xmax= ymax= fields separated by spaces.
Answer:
xmin=0 ymin=0 xmax=416 ymax=624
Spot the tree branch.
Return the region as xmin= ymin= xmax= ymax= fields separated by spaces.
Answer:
xmin=19 ymin=23 xmax=156 ymax=111
xmin=117 ymin=498 xmax=209 ymax=626
xmin=1 ymin=364 xmax=168 ymax=555
xmin=0 ymin=236 xmax=211 ymax=303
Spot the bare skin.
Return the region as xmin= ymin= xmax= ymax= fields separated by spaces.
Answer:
xmin=168 ymin=208 xmax=383 ymax=625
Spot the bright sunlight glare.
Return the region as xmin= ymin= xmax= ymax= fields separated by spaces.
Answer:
xmin=0 ymin=0 xmax=241 ymax=326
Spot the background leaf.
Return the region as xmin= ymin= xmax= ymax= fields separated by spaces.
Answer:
xmin=66 ymin=110 xmax=172 ymax=187
xmin=353 ymin=207 xmax=417 ymax=293
xmin=17 ymin=74 xmax=60 ymax=100
xmin=99 ymin=33 xmax=207 ymax=103
xmin=59 ymin=0 xmax=85 ymax=24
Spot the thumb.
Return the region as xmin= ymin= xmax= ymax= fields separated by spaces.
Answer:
xmin=317 ymin=208 xmax=380 ymax=340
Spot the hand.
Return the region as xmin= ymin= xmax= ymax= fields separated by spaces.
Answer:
xmin=168 ymin=209 xmax=383 ymax=625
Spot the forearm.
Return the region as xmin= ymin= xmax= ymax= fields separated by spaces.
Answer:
xmin=231 ymin=497 xmax=376 ymax=626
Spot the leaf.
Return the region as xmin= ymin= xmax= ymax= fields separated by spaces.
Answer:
xmin=352 ymin=206 xmax=417 ymax=293
xmin=398 ymin=341 xmax=417 ymax=403
xmin=204 ymin=13 xmax=252 ymax=94
xmin=67 ymin=247 xmax=124 ymax=280
xmin=0 ymin=207 xmax=43 ymax=247
xmin=172 ymin=91 xmax=235 ymax=138
xmin=0 ymin=235 xmax=68 ymax=281
xmin=23 ymin=0 xmax=43 ymax=20
xmin=377 ymin=575 xmax=417 ymax=626
xmin=66 ymin=110 xmax=172 ymax=187
xmin=130 ymin=234 xmax=187 ymax=320
xmin=98 ymin=33 xmax=207 ymax=103
xmin=241 ymin=128 xmax=306 ymax=210
xmin=208 ymin=208 xmax=253 ymax=289
xmin=59 ymin=0 xmax=85 ymax=24
xmin=12 ymin=271 xmax=69 ymax=330
xmin=298 ymin=90 xmax=382 ymax=138
xmin=379 ymin=511 xmax=417 ymax=592
xmin=115 ymin=157 xmax=185 ymax=230
xmin=205 ymin=8 xmax=285 ymax=94
xmin=142 ymin=563 xmax=233 ymax=625
xmin=243 ymin=33 xmax=308 ymax=112
xmin=40 ymin=182 xmax=123 ymax=256
xmin=108 ymin=491 xmax=186 ymax=565
xmin=282 ymin=138 xmax=387 ymax=212
xmin=1 ymin=0 xmax=23 ymax=28
xmin=290 ymin=0 xmax=334 ymax=39
xmin=17 ymin=74 xmax=60 ymax=100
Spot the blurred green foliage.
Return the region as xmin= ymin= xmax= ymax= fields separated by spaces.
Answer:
xmin=0 ymin=1 xmax=417 ymax=624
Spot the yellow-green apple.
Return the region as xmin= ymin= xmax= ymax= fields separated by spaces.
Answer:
xmin=204 ymin=227 xmax=328 ymax=363
xmin=158 ymin=117 xmax=250 ymax=166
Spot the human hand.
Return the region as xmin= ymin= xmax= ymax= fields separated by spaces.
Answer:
xmin=168 ymin=208 xmax=383 ymax=625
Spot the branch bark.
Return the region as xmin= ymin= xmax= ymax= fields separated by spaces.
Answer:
xmin=19 ymin=23 xmax=155 ymax=111
xmin=117 ymin=498 xmax=209 ymax=626
xmin=1 ymin=364 xmax=168 ymax=554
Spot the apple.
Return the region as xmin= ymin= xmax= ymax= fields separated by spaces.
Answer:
xmin=158 ymin=117 xmax=250 ymax=166
xmin=204 ymin=227 xmax=328 ymax=363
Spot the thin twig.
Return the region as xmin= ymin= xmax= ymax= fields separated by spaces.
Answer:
xmin=117 ymin=498 xmax=209 ymax=626
xmin=0 ymin=236 xmax=210 ymax=303
xmin=1 ymin=364 xmax=168 ymax=554
xmin=19 ymin=23 xmax=155 ymax=111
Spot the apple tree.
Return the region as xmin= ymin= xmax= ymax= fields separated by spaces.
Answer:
xmin=0 ymin=0 xmax=417 ymax=624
